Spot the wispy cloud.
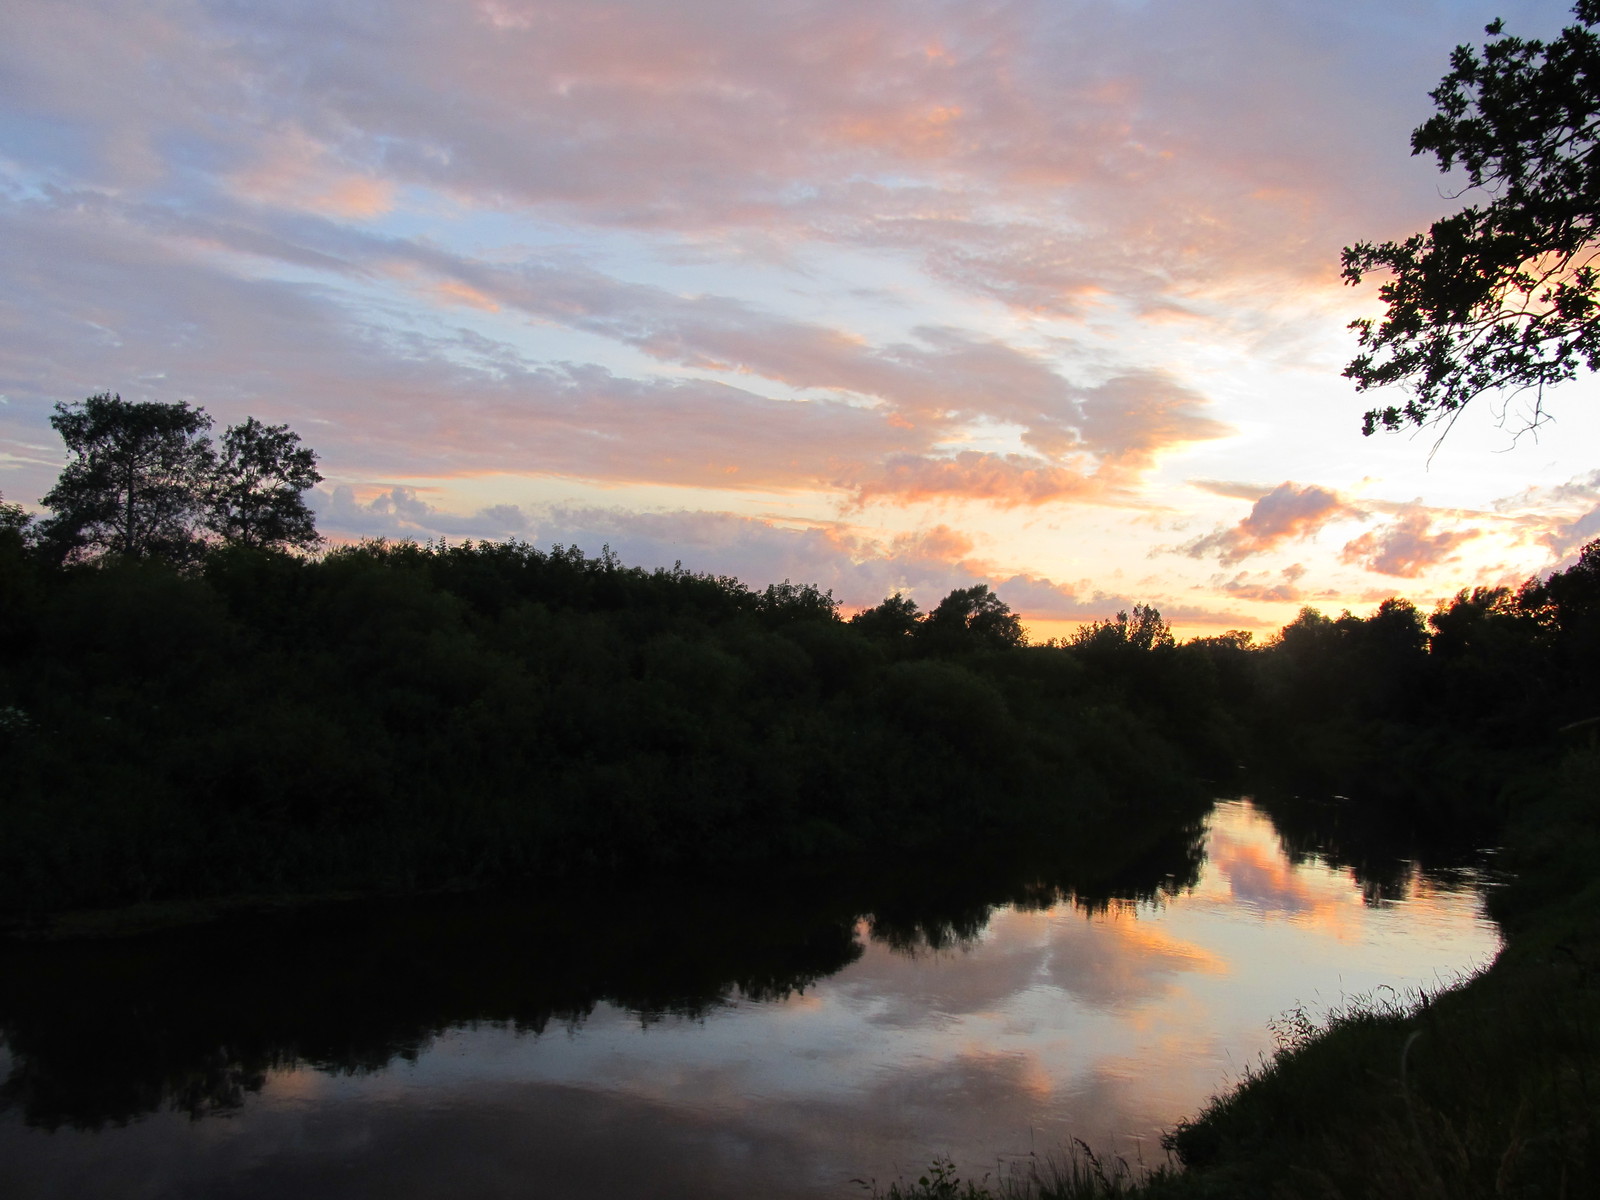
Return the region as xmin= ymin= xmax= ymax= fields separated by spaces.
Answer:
xmin=2 ymin=0 xmax=1588 ymax=630
xmin=845 ymin=452 xmax=1096 ymax=508
xmin=0 ymin=186 xmax=1228 ymax=504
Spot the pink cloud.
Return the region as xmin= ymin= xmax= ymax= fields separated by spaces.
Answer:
xmin=1339 ymin=508 xmax=1476 ymax=578
xmin=2 ymin=0 xmax=1489 ymax=322
xmin=1182 ymin=482 xmax=1361 ymax=565
xmin=1075 ymin=373 xmax=1232 ymax=469
xmin=0 ymin=189 xmax=1231 ymax=508
xmin=1219 ymin=563 xmax=1306 ymax=603
xmin=228 ymin=129 xmax=398 ymax=219
xmin=888 ymin=524 xmax=975 ymax=563
xmin=1187 ymin=479 xmax=1276 ymax=502
xmin=1493 ymin=471 xmax=1600 ymax=563
xmin=1 ymin=0 xmax=1551 ymax=615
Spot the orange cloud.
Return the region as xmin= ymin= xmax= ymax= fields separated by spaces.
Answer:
xmin=1220 ymin=563 xmax=1306 ymax=603
xmin=1076 ymin=373 xmax=1233 ymax=469
xmin=430 ymin=280 xmax=502 ymax=312
xmin=889 ymin=524 xmax=975 ymax=562
xmin=227 ymin=129 xmax=396 ymax=219
xmin=845 ymin=451 xmax=1096 ymax=507
xmin=833 ymin=105 xmax=965 ymax=156
xmin=316 ymin=176 xmax=398 ymax=219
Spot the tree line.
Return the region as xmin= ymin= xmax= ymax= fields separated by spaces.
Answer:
xmin=3 ymin=395 xmax=1598 ymax=917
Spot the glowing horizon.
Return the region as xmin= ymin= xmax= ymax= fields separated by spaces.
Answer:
xmin=3 ymin=0 xmax=1597 ymax=638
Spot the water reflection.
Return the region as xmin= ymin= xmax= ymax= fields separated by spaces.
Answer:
xmin=0 ymin=800 xmax=1498 ymax=1200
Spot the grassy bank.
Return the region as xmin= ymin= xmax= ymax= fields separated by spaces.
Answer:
xmin=874 ymin=750 xmax=1600 ymax=1200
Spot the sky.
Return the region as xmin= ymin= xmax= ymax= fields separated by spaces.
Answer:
xmin=4 ymin=0 xmax=1600 ymax=639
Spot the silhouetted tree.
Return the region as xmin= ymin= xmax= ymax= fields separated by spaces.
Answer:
xmin=1186 ymin=629 xmax=1254 ymax=653
xmin=849 ymin=592 xmax=922 ymax=641
xmin=919 ymin=584 xmax=1026 ymax=651
xmin=1071 ymin=603 xmax=1174 ymax=651
xmin=39 ymin=395 xmax=322 ymax=564
xmin=0 ymin=492 xmax=30 ymax=545
xmin=0 ymin=492 xmax=36 ymax=620
xmin=1523 ymin=538 xmax=1600 ymax=632
xmin=755 ymin=579 xmax=839 ymax=626
xmin=1343 ymin=2 xmax=1600 ymax=435
xmin=1518 ymin=540 xmax=1600 ymax=701
xmin=206 ymin=417 xmax=322 ymax=550
xmin=1429 ymin=586 xmax=1523 ymax=659
xmin=40 ymin=393 xmax=216 ymax=564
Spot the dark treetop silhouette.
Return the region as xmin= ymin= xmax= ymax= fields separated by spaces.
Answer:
xmin=206 ymin=416 xmax=322 ymax=550
xmin=38 ymin=393 xmax=322 ymax=564
xmin=1342 ymin=1 xmax=1600 ymax=436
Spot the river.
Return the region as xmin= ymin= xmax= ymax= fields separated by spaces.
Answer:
xmin=0 ymin=798 xmax=1501 ymax=1199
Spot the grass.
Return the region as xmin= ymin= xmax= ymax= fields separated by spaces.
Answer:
xmin=863 ymin=1143 xmax=1168 ymax=1200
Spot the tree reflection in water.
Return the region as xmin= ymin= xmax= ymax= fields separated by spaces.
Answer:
xmin=0 ymin=803 xmax=1210 ymax=1130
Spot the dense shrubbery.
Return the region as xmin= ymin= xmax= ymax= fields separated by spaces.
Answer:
xmin=1244 ymin=553 xmax=1600 ymax=833
xmin=0 ymin=537 xmax=1223 ymax=917
xmin=4 ymin=505 xmax=1599 ymax=919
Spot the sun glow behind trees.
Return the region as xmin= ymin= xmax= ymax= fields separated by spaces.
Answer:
xmin=4 ymin=2 xmax=1600 ymax=637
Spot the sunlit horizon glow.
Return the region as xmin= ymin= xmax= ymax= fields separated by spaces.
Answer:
xmin=3 ymin=0 xmax=1598 ymax=637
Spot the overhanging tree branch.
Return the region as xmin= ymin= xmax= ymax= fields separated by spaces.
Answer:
xmin=1344 ymin=1 xmax=1600 ymax=436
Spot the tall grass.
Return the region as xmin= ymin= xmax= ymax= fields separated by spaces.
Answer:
xmin=863 ymin=1143 xmax=1171 ymax=1200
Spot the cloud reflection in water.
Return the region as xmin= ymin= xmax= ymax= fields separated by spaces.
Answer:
xmin=0 ymin=800 xmax=1498 ymax=1200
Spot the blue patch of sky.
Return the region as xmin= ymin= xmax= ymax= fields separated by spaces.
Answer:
xmin=361 ymin=178 xmax=969 ymax=331
xmin=0 ymin=114 xmax=98 ymax=185
xmin=330 ymin=191 xmax=982 ymax=401
xmin=153 ymin=127 xmax=249 ymax=184
xmin=270 ymin=254 xmax=832 ymax=406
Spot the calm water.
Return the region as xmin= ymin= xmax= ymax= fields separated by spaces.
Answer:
xmin=0 ymin=799 xmax=1500 ymax=1199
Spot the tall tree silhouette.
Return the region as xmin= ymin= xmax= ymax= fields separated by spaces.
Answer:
xmin=207 ymin=417 xmax=322 ymax=550
xmin=40 ymin=393 xmax=215 ymax=563
xmin=40 ymin=394 xmax=323 ymax=563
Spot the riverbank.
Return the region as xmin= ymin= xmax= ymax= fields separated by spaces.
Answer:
xmin=876 ymin=749 xmax=1600 ymax=1200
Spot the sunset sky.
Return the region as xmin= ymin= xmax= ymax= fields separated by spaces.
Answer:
xmin=5 ymin=0 xmax=1599 ymax=637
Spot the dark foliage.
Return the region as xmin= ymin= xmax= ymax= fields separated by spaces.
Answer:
xmin=918 ymin=583 xmax=1028 ymax=652
xmin=206 ymin=416 xmax=322 ymax=550
xmin=4 ymin=516 xmax=1600 ymax=1194
xmin=1343 ymin=1 xmax=1600 ymax=435
xmin=5 ymin=519 xmax=1598 ymax=920
xmin=37 ymin=393 xmax=321 ymax=564
xmin=39 ymin=393 xmax=216 ymax=564
xmin=0 ymin=539 xmax=1220 ymax=918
